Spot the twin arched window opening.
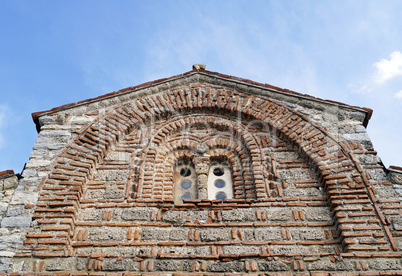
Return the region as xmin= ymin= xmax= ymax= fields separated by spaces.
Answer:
xmin=173 ymin=158 xmax=233 ymax=203
xmin=207 ymin=162 xmax=234 ymax=200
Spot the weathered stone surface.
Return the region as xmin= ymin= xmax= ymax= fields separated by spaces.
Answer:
xmin=67 ymin=115 xmax=95 ymax=124
xmin=161 ymin=211 xmax=182 ymax=223
xmin=13 ymin=261 xmax=24 ymax=273
xmin=292 ymin=228 xmax=326 ymax=240
xmin=304 ymin=208 xmax=332 ymax=221
xmin=307 ymin=260 xmax=336 ymax=271
xmin=307 ymin=260 xmax=354 ymax=271
xmin=221 ymin=209 xmax=256 ymax=221
xmin=200 ymin=229 xmax=230 ymax=241
xmin=368 ymin=260 xmax=402 ymax=270
xmin=0 ymin=231 xmax=23 ymax=244
xmin=278 ymin=168 xmax=312 ymax=180
xmin=0 ymin=265 xmax=10 ymax=272
xmin=1 ymin=217 xmax=31 ymax=227
xmin=258 ymin=261 xmax=290 ymax=271
xmin=195 ymin=161 xmax=209 ymax=175
xmin=24 ymin=160 xmax=52 ymax=168
xmin=194 ymin=246 xmax=210 ymax=255
xmin=33 ymin=141 xmax=66 ymax=150
xmin=141 ymin=228 xmax=169 ymax=241
xmin=96 ymin=169 xmax=129 ymax=181
xmin=355 ymin=125 xmax=366 ymax=133
xmin=162 ymin=210 xmax=208 ymax=223
xmin=197 ymin=174 xmax=208 ymax=188
xmin=221 ymin=209 xmax=245 ymax=221
xmin=254 ymin=228 xmax=282 ymax=240
xmin=0 ymin=251 xmax=15 ymax=257
xmin=0 ymin=203 xmax=7 ymax=214
xmin=241 ymin=229 xmax=255 ymax=240
xmin=349 ymin=111 xmax=366 ymax=120
xmin=342 ymin=132 xmax=370 ymax=141
xmin=391 ymin=214 xmax=402 ymax=228
xmin=1 ymin=176 xmax=18 ymax=190
xmin=46 ymin=259 xmax=75 ymax=271
xmin=264 ymin=208 xmax=292 ymax=221
xmin=103 ymin=190 xmax=125 ymax=199
xmin=78 ymin=209 xmax=102 ymax=221
xmin=223 ymin=245 xmax=259 ymax=255
xmin=128 ymin=261 xmax=140 ymax=271
xmin=284 ymin=187 xmax=324 ymax=197
xmin=9 ymin=191 xmax=38 ymax=205
xmin=376 ymin=183 xmax=400 ymax=198
xmin=6 ymin=206 xmax=23 ymax=217
xmin=102 ymin=258 xmax=129 ymax=271
xmin=20 ymin=169 xmax=37 ymax=177
xmin=76 ymin=259 xmax=87 ymax=271
xmin=87 ymin=227 xmax=125 ymax=242
xmin=0 ymin=258 xmax=11 ymax=266
xmin=169 ymin=228 xmax=187 ymax=241
xmin=154 ymin=260 xmax=179 ymax=271
xmin=336 ymin=261 xmax=355 ymax=271
xmin=271 ymin=245 xmax=328 ymax=254
xmin=208 ymin=261 xmax=244 ymax=272
xmin=359 ymin=154 xmax=381 ymax=164
xmin=85 ymin=190 xmax=103 ymax=200
xmin=121 ymin=208 xmax=155 ymax=221
xmin=389 ymin=171 xmax=402 ymax=184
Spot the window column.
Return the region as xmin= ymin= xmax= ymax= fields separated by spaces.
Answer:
xmin=194 ymin=156 xmax=210 ymax=200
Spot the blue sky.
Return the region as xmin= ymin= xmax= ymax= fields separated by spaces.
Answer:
xmin=1 ymin=1 xmax=402 ymax=173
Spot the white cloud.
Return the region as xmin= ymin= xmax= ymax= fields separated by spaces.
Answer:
xmin=373 ymin=51 xmax=402 ymax=83
xmin=395 ymin=90 xmax=402 ymax=99
xmin=351 ymin=51 xmax=402 ymax=95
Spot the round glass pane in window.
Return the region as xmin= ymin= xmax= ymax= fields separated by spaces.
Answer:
xmin=180 ymin=180 xmax=192 ymax=190
xmin=214 ymin=179 xmax=225 ymax=188
xmin=181 ymin=193 xmax=192 ymax=201
xmin=216 ymin=192 xmax=227 ymax=200
xmin=180 ymin=168 xmax=191 ymax=177
xmin=213 ymin=167 xmax=224 ymax=176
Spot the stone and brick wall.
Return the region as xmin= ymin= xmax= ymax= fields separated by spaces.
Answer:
xmin=0 ymin=170 xmax=27 ymax=272
xmin=0 ymin=68 xmax=401 ymax=274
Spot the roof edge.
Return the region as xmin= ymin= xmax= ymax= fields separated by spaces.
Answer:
xmin=0 ymin=170 xmax=15 ymax=179
xmin=389 ymin=165 xmax=402 ymax=173
xmin=32 ymin=67 xmax=373 ymax=131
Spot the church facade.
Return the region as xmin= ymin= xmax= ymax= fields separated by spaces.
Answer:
xmin=0 ymin=65 xmax=401 ymax=274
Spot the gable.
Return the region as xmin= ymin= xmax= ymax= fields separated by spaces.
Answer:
xmin=32 ymin=70 xmax=372 ymax=131
xmin=3 ymin=68 xmax=401 ymax=274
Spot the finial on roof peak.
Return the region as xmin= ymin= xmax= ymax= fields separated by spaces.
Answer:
xmin=192 ymin=64 xmax=206 ymax=71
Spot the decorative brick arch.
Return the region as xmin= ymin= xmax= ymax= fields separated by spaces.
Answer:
xmin=144 ymin=133 xmax=253 ymax=200
xmin=137 ymin=114 xmax=264 ymax=200
xmin=28 ymin=83 xmax=396 ymax=258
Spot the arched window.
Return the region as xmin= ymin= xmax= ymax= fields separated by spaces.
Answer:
xmin=173 ymin=158 xmax=234 ymax=203
xmin=207 ymin=161 xmax=233 ymax=200
xmin=173 ymin=158 xmax=197 ymax=203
